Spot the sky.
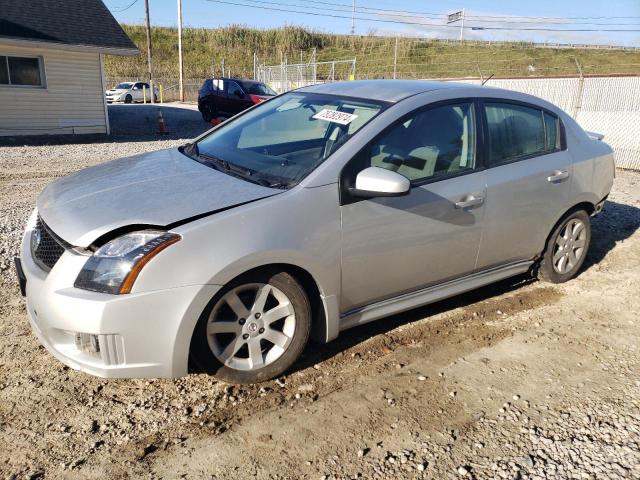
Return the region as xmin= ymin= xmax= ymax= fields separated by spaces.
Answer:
xmin=105 ymin=0 xmax=640 ymax=47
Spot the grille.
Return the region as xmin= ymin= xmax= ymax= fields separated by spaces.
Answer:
xmin=31 ymin=215 xmax=68 ymax=271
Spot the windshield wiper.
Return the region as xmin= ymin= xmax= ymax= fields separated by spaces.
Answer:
xmin=198 ymin=153 xmax=268 ymax=186
xmin=185 ymin=147 xmax=290 ymax=189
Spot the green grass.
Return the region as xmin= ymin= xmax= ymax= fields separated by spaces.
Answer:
xmin=105 ymin=24 xmax=640 ymax=83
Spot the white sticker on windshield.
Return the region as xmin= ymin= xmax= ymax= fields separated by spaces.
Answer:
xmin=312 ymin=109 xmax=358 ymax=125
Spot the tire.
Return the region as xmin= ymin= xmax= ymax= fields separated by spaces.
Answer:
xmin=124 ymin=94 xmax=132 ymax=104
xmin=199 ymin=102 xmax=216 ymax=123
xmin=191 ymin=271 xmax=311 ymax=384
xmin=537 ymin=210 xmax=591 ymax=283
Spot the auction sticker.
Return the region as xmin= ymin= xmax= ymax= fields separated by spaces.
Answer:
xmin=312 ymin=109 xmax=358 ymax=125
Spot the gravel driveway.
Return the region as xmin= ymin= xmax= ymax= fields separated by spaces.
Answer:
xmin=0 ymin=115 xmax=639 ymax=479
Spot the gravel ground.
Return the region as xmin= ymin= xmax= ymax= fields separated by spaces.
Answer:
xmin=0 ymin=124 xmax=639 ymax=479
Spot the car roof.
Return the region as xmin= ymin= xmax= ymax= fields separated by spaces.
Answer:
xmin=297 ymin=80 xmax=471 ymax=103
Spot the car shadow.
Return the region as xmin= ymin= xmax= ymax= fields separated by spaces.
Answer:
xmin=290 ymin=199 xmax=640 ymax=375
xmin=581 ymin=200 xmax=640 ymax=270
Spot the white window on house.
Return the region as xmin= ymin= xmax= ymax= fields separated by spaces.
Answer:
xmin=0 ymin=55 xmax=45 ymax=87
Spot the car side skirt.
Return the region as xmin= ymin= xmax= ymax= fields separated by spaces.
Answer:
xmin=339 ymin=260 xmax=534 ymax=331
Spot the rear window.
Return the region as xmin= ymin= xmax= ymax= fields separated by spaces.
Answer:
xmin=485 ymin=102 xmax=560 ymax=166
xmin=199 ymin=78 xmax=224 ymax=97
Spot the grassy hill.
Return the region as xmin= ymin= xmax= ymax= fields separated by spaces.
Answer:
xmin=105 ymin=25 xmax=640 ymax=86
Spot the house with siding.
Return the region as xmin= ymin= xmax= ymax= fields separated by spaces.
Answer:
xmin=0 ymin=0 xmax=138 ymax=135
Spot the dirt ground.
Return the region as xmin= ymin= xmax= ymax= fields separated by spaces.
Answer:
xmin=0 ymin=128 xmax=639 ymax=479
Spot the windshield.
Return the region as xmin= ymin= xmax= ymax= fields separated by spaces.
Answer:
xmin=241 ymin=81 xmax=277 ymax=96
xmin=193 ymin=92 xmax=385 ymax=188
xmin=115 ymin=82 xmax=133 ymax=89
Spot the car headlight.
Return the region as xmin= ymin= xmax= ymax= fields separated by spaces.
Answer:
xmin=74 ymin=230 xmax=180 ymax=294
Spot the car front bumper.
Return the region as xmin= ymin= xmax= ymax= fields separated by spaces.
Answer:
xmin=19 ymin=218 xmax=220 ymax=379
xmin=105 ymin=93 xmax=124 ymax=103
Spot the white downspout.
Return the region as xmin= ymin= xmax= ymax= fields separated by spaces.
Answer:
xmin=99 ymin=53 xmax=110 ymax=135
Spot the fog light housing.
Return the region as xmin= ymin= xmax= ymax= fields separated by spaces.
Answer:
xmin=75 ymin=332 xmax=100 ymax=354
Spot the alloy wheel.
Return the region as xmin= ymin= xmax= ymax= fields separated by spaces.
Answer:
xmin=552 ymin=218 xmax=587 ymax=274
xmin=206 ymin=283 xmax=296 ymax=371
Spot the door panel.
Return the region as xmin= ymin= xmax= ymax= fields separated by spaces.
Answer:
xmin=339 ymin=100 xmax=485 ymax=312
xmin=476 ymin=151 xmax=571 ymax=269
xmin=340 ymin=170 xmax=487 ymax=312
xmin=476 ymin=102 xmax=571 ymax=269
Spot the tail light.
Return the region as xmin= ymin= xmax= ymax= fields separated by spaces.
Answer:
xmin=249 ymin=94 xmax=267 ymax=104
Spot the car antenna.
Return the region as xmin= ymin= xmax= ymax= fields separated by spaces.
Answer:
xmin=481 ymin=73 xmax=494 ymax=86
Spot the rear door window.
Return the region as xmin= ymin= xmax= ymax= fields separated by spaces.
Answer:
xmin=484 ymin=102 xmax=547 ymax=166
xmin=543 ymin=111 xmax=560 ymax=151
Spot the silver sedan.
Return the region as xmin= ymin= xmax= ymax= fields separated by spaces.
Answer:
xmin=17 ymin=80 xmax=615 ymax=383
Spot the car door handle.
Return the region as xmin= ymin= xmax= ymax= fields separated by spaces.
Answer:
xmin=455 ymin=194 xmax=485 ymax=209
xmin=547 ymin=170 xmax=570 ymax=183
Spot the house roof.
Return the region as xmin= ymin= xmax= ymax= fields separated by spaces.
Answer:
xmin=0 ymin=0 xmax=138 ymax=55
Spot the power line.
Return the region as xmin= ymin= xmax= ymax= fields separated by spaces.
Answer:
xmin=204 ymin=0 xmax=640 ymax=32
xmin=110 ymin=0 xmax=141 ymax=13
xmin=228 ymin=0 xmax=640 ymax=26
xmin=339 ymin=0 xmax=640 ymax=21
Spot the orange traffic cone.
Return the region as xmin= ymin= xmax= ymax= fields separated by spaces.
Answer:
xmin=157 ymin=110 xmax=169 ymax=134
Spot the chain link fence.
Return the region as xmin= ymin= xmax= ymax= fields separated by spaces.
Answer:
xmin=463 ymin=75 xmax=640 ymax=170
xmin=256 ymin=59 xmax=356 ymax=94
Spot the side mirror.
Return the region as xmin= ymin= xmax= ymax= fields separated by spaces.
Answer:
xmin=233 ymin=89 xmax=244 ymax=98
xmin=132 ymin=86 xmax=139 ymax=90
xmin=350 ymin=167 xmax=410 ymax=198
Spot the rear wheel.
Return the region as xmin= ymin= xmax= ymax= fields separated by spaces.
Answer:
xmin=191 ymin=271 xmax=311 ymax=384
xmin=538 ymin=210 xmax=591 ymax=283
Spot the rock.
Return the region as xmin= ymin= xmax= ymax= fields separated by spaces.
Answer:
xmin=357 ymin=448 xmax=369 ymax=458
xmin=515 ymin=455 xmax=534 ymax=469
xmin=457 ymin=465 xmax=469 ymax=476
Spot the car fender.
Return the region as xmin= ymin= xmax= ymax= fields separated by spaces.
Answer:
xmin=131 ymin=184 xmax=343 ymax=341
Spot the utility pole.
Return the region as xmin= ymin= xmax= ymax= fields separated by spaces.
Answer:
xmin=144 ymin=0 xmax=155 ymax=103
xmin=351 ymin=0 xmax=355 ymax=35
xmin=460 ymin=9 xmax=465 ymax=41
xmin=177 ymin=0 xmax=184 ymax=102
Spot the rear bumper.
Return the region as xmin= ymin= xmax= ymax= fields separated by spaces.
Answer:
xmin=20 ymin=218 xmax=220 ymax=378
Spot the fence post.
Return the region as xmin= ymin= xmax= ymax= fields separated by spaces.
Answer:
xmin=573 ymin=58 xmax=584 ymax=120
xmin=393 ymin=38 xmax=398 ymax=80
xmin=313 ymin=48 xmax=317 ymax=84
xmin=253 ymin=52 xmax=257 ymax=80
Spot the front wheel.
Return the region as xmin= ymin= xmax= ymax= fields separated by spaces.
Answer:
xmin=191 ymin=271 xmax=311 ymax=384
xmin=124 ymin=94 xmax=132 ymax=104
xmin=537 ymin=210 xmax=591 ymax=283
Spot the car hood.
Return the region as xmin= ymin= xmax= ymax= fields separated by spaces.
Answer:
xmin=37 ymin=148 xmax=281 ymax=247
xmin=106 ymin=88 xmax=128 ymax=93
